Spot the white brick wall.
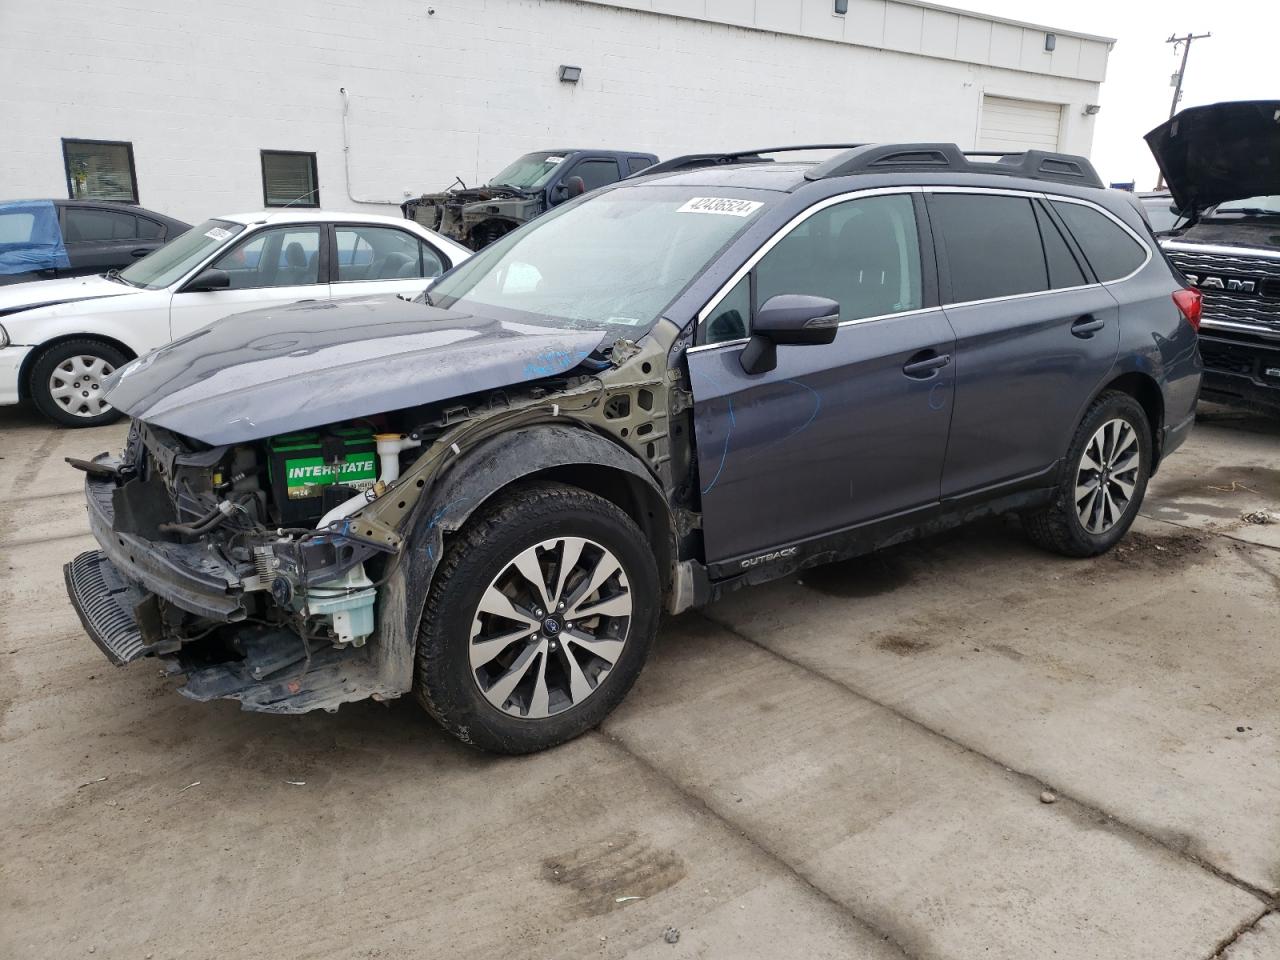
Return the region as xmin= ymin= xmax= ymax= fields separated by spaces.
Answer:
xmin=0 ymin=0 xmax=1109 ymax=224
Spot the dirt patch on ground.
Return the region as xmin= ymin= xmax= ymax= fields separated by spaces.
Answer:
xmin=876 ymin=635 xmax=935 ymax=656
xmin=1108 ymin=531 xmax=1210 ymax=569
xmin=542 ymin=831 xmax=686 ymax=917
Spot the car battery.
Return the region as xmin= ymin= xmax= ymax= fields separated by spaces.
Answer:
xmin=266 ymin=427 xmax=377 ymax=525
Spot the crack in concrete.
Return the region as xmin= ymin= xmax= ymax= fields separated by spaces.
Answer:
xmin=596 ymin=727 xmax=924 ymax=960
xmin=1140 ymin=511 xmax=1280 ymax=555
xmin=695 ymin=610 xmax=1276 ymax=907
xmin=1208 ymin=906 xmax=1278 ymax=959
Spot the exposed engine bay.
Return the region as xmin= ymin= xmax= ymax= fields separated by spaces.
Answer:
xmin=402 ymin=184 xmax=542 ymax=250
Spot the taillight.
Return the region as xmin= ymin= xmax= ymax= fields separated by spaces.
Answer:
xmin=1172 ymin=287 xmax=1202 ymax=331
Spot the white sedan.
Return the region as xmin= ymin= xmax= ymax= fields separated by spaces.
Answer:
xmin=0 ymin=210 xmax=471 ymax=426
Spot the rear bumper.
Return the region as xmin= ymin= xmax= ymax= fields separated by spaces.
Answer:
xmin=1198 ymin=330 xmax=1280 ymax=414
xmin=0 ymin=345 xmax=32 ymax=405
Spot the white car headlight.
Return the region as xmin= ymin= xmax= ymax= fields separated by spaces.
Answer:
xmin=0 ymin=324 xmax=9 ymax=349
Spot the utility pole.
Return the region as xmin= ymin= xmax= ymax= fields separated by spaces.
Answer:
xmin=1156 ymin=31 xmax=1210 ymax=189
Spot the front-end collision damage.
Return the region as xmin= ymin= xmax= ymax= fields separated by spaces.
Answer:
xmin=402 ymin=187 xmax=543 ymax=249
xmin=66 ymin=328 xmax=698 ymax=715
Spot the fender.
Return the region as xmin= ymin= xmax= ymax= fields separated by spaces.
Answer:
xmin=371 ymin=423 xmax=674 ymax=695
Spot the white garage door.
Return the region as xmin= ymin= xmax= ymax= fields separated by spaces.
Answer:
xmin=979 ymin=96 xmax=1062 ymax=152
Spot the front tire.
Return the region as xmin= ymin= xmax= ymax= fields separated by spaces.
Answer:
xmin=1024 ymin=390 xmax=1152 ymax=557
xmin=29 ymin=339 xmax=127 ymax=428
xmin=415 ymin=481 xmax=660 ymax=754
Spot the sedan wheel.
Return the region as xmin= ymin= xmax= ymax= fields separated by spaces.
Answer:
xmin=470 ymin=537 xmax=632 ymax=719
xmin=48 ymin=354 xmax=116 ymax=419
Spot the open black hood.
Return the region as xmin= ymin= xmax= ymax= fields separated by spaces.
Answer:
xmin=1145 ymin=100 xmax=1280 ymax=213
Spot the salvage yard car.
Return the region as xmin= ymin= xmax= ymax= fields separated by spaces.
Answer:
xmin=0 ymin=211 xmax=470 ymax=426
xmin=1148 ymin=100 xmax=1280 ymax=415
xmin=0 ymin=198 xmax=189 ymax=286
xmin=402 ymin=149 xmax=657 ymax=249
xmin=64 ymin=142 xmax=1202 ymax=753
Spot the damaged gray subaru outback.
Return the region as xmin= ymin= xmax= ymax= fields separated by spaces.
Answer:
xmin=65 ymin=143 xmax=1203 ymax=753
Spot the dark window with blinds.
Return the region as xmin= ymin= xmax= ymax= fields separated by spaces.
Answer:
xmin=62 ymin=139 xmax=139 ymax=203
xmin=261 ymin=150 xmax=319 ymax=208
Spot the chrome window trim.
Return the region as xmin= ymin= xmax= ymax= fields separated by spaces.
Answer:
xmin=693 ymin=184 xmax=1154 ymax=346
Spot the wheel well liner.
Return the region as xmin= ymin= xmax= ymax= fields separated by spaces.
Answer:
xmin=18 ymin=334 xmax=138 ymax=400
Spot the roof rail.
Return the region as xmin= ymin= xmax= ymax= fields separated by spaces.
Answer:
xmin=804 ymin=143 xmax=1103 ymax=188
xmin=634 ymin=144 xmax=867 ymax=178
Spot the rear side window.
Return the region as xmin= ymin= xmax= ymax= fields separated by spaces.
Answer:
xmin=1050 ymin=201 xmax=1147 ymax=282
xmin=929 ymin=194 xmax=1046 ymax=302
xmin=570 ymin=159 xmax=621 ymax=191
xmin=63 ymin=208 xmax=138 ymax=242
xmin=1034 ymin=203 xmax=1087 ymax=289
xmin=627 ymin=157 xmax=653 ymax=176
xmin=136 ymin=217 xmax=165 ymax=240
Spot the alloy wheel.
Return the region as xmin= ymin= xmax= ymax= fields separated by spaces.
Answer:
xmin=1075 ymin=418 xmax=1140 ymax=535
xmin=48 ymin=355 xmax=115 ymax=419
xmin=469 ymin=536 xmax=632 ymax=719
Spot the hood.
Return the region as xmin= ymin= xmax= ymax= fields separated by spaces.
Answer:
xmin=0 ymin=274 xmax=139 ymax=317
xmin=1146 ymin=100 xmax=1280 ymax=213
xmin=103 ymin=295 xmax=608 ymax=445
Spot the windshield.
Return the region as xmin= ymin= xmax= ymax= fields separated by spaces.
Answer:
xmin=1141 ymin=197 xmax=1182 ymax=233
xmin=119 ymin=219 xmax=245 ymax=289
xmin=1205 ymin=195 xmax=1280 ymax=218
xmin=427 ymin=186 xmax=771 ymax=337
xmin=487 ymin=152 xmax=569 ymax=190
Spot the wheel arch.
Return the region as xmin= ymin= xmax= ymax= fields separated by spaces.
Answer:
xmin=378 ymin=424 xmax=675 ymax=697
xmin=18 ymin=333 xmax=138 ymax=400
xmin=1095 ymin=370 xmax=1165 ymax=470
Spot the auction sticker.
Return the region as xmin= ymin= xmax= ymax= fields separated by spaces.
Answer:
xmin=677 ymin=197 xmax=763 ymax=217
xmin=204 ymin=226 xmax=233 ymax=241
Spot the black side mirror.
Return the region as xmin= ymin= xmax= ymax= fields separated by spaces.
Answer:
xmin=185 ymin=267 xmax=230 ymax=292
xmin=565 ymin=176 xmax=586 ymax=198
xmin=741 ymin=295 xmax=840 ymax=375
xmin=549 ymin=184 xmax=569 ymax=205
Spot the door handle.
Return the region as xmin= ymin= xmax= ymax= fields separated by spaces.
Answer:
xmin=1071 ymin=314 xmax=1105 ymax=338
xmin=902 ymin=352 xmax=952 ymax=379
xmin=130 ymin=247 xmax=150 ymax=257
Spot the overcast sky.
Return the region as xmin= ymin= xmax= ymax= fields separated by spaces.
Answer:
xmin=958 ymin=0 xmax=1273 ymax=189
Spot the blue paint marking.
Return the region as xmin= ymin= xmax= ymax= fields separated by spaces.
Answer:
xmin=700 ymin=398 xmax=735 ymax=496
xmin=423 ymin=498 xmax=467 ymax=561
xmin=523 ymin=347 xmax=592 ymax=379
xmin=782 ymin=378 xmax=821 ymax=433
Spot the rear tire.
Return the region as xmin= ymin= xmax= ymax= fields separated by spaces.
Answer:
xmin=415 ymin=481 xmax=660 ymax=754
xmin=1024 ymin=390 xmax=1151 ymax=557
xmin=29 ymin=339 xmax=127 ymax=428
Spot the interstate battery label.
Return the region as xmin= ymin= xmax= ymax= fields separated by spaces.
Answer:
xmin=284 ymin=454 xmax=376 ymax=499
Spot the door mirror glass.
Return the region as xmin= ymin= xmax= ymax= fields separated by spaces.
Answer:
xmin=185 ymin=267 xmax=231 ymax=292
xmin=741 ymin=294 xmax=839 ymax=374
xmin=564 ymin=176 xmax=586 ymax=199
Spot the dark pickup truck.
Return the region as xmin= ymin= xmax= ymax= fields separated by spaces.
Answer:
xmin=1147 ymin=100 xmax=1280 ymax=414
xmin=402 ymin=149 xmax=657 ymax=250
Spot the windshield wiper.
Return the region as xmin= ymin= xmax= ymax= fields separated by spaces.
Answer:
xmin=104 ymin=268 xmax=136 ymax=287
